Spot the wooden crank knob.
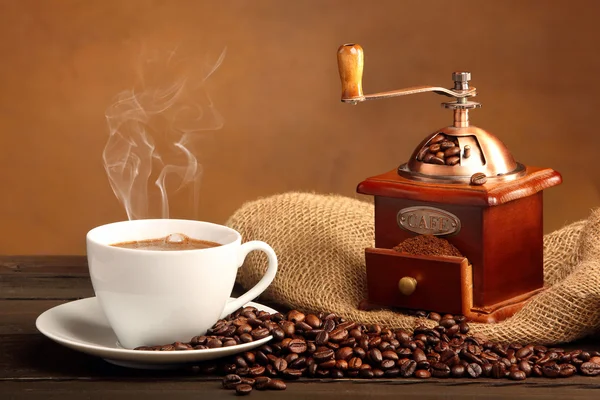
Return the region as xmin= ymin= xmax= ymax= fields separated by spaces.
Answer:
xmin=337 ymin=43 xmax=365 ymax=103
xmin=398 ymin=276 xmax=417 ymax=296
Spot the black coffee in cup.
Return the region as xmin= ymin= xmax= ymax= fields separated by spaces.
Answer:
xmin=111 ymin=233 xmax=221 ymax=251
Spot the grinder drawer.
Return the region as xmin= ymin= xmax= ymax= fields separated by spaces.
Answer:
xmin=364 ymin=248 xmax=470 ymax=315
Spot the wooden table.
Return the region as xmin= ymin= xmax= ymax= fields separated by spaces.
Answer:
xmin=2 ymin=256 xmax=600 ymax=399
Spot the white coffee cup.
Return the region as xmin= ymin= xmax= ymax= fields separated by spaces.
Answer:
xmin=86 ymin=219 xmax=278 ymax=349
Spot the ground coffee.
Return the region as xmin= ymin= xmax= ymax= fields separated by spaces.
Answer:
xmin=393 ymin=235 xmax=464 ymax=257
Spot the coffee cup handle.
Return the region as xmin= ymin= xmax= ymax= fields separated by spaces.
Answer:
xmin=220 ymin=240 xmax=278 ymax=319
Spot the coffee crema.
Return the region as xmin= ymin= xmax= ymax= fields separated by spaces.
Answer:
xmin=111 ymin=233 xmax=221 ymax=251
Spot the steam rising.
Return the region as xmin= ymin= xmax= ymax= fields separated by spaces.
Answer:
xmin=103 ymin=46 xmax=226 ymax=220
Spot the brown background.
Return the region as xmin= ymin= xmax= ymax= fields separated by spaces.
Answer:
xmin=0 ymin=0 xmax=598 ymax=255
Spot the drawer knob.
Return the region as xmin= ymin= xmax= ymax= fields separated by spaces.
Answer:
xmin=398 ymin=277 xmax=417 ymax=296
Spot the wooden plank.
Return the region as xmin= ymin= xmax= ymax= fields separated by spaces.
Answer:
xmin=0 ymin=300 xmax=67 ymax=334
xmin=0 ymin=256 xmax=87 ymax=273
xmin=0 ymin=256 xmax=91 ymax=300
xmin=1 ymin=379 xmax=600 ymax=399
xmin=0 ymin=275 xmax=94 ymax=300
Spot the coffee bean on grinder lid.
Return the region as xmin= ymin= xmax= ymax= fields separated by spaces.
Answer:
xmin=470 ymin=172 xmax=487 ymax=185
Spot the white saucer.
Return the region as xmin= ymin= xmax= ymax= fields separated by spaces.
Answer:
xmin=35 ymin=297 xmax=277 ymax=370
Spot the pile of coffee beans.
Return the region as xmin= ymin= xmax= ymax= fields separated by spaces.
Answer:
xmin=136 ymin=307 xmax=600 ymax=395
xmin=416 ymin=133 xmax=462 ymax=166
xmin=393 ymin=235 xmax=464 ymax=258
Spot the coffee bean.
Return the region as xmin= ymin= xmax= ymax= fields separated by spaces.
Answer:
xmin=289 ymin=356 xmax=306 ymax=369
xmin=329 ymin=328 xmax=349 ymax=343
xmin=414 ymin=369 xmax=431 ymax=379
xmin=207 ymin=338 xmax=223 ymax=348
xmin=430 ymin=156 xmax=445 ymax=165
xmin=466 ymin=363 xmax=482 ymax=378
xmin=431 ymin=362 xmax=450 ymax=378
xmin=304 ymin=314 xmax=321 ymax=329
xmin=239 ymin=334 xmax=253 ymax=343
xmin=240 ymin=377 xmax=255 ymax=386
xmin=368 ymin=336 xmax=382 ymax=348
xmin=335 ymin=359 xmax=348 ymax=371
xmin=372 ymin=368 xmax=384 ymax=378
xmin=382 ymin=350 xmax=398 ymax=361
xmin=440 ymin=319 xmax=456 ymax=329
xmin=273 ymin=358 xmax=287 ymax=372
xmin=353 ymin=347 xmax=367 ymax=359
xmin=347 ymin=370 xmax=359 ymax=378
xmin=357 ymin=368 xmax=373 ymax=379
xmin=254 ymin=376 xmax=270 ymax=390
xmin=431 ymin=134 xmax=446 ymax=144
xmin=249 ymin=366 xmax=265 ymax=377
xmin=470 ymin=172 xmax=487 ymax=185
xmin=440 ymin=141 xmax=455 ymax=150
xmin=515 ymin=346 xmax=532 ymax=359
xmin=279 ymin=321 xmax=295 ymax=337
xmin=369 ymin=348 xmax=383 ymax=364
xmin=380 ymin=359 xmax=395 ymax=369
xmin=251 ymin=328 xmax=270 ymax=340
xmin=314 ymin=349 xmax=335 ymax=363
xmin=429 ymin=144 xmax=442 ymax=153
xmin=509 ymin=370 xmax=526 ymax=381
xmin=334 ymin=346 xmax=352 ymax=361
xmin=287 ymin=310 xmax=305 ymax=323
xmin=338 ymin=321 xmax=357 ymax=331
xmin=315 ymin=330 xmax=329 ymax=346
xmin=265 ymin=364 xmax=278 ymax=377
xmin=267 ymin=379 xmax=287 ymax=390
xmin=441 ymin=349 xmax=459 ymax=366
xmin=417 ymin=147 xmax=429 ymax=161
xmin=282 ymin=368 xmax=302 ymax=379
xmin=399 ymin=360 xmax=417 ymax=377
xmin=348 ymin=357 xmax=362 ymax=370
xmin=269 ymin=327 xmax=285 ymax=342
xmin=288 ymin=339 xmax=307 ymax=354
xmin=235 ymin=384 xmax=253 ymax=395
xmin=172 ymin=341 xmax=189 ymax=350
xmin=580 ymin=362 xmax=600 ymax=376
xmin=236 ymin=324 xmax=252 ymax=335
xmin=445 ymin=155 xmax=460 ymax=166
xmin=444 ymin=146 xmax=461 ymax=157
xmin=255 ymin=351 xmax=268 ymax=365
xmin=446 ymin=364 xmax=463 ymax=378
xmin=491 ymin=363 xmax=506 ymax=379
xmin=222 ymin=374 xmax=242 ymax=389
xmin=435 ymin=152 xmax=445 ymax=159
xmin=591 ymin=356 xmax=600 ymax=364
xmin=191 ymin=335 xmax=207 ymax=345
xmin=518 ymin=360 xmax=532 ymax=376
xmin=295 ymin=321 xmax=313 ymax=332
xmin=413 ymin=348 xmax=426 ymax=363
xmin=428 ymin=312 xmax=441 ymax=321
xmin=330 ymin=369 xmax=344 ymax=379
xmin=319 ymin=359 xmax=336 ymax=369
xmin=234 ymin=356 xmax=248 ymax=369
xmin=542 ymin=362 xmax=561 ymax=378
xmin=560 ymin=364 xmax=577 ymax=377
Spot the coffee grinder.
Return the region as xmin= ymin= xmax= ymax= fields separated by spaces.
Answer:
xmin=337 ymin=43 xmax=562 ymax=322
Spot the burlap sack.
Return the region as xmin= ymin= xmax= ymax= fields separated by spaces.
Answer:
xmin=226 ymin=192 xmax=600 ymax=345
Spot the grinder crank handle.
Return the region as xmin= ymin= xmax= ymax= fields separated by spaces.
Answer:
xmin=337 ymin=44 xmax=477 ymax=104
